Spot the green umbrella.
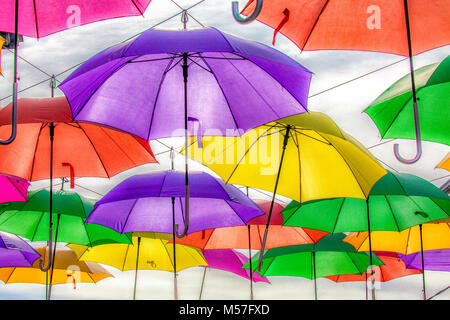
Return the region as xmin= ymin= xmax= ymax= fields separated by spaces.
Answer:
xmin=243 ymin=233 xmax=383 ymax=300
xmin=0 ymin=189 xmax=132 ymax=299
xmin=281 ymin=171 xmax=450 ymax=300
xmin=364 ymin=55 xmax=450 ymax=163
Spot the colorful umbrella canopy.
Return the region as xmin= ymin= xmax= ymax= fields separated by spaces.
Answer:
xmin=0 ymin=174 xmax=29 ymax=203
xmin=172 ymin=200 xmax=327 ymax=250
xmin=282 ymin=171 xmax=450 ymax=233
xmin=240 ymin=0 xmax=450 ymax=56
xmin=183 ymin=112 xmax=387 ymax=203
xmin=0 ymin=231 xmax=39 ymax=267
xmin=58 ymin=27 xmax=312 ymax=140
xmin=0 ymin=247 xmax=113 ymax=286
xmin=0 ymin=0 xmax=152 ymax=38
xmin=364 ymin=55 xmax=450 ymax=146
xmin=0 ymin=189 xmax=132 ymax=246
xmin=243 ymin=233 xmax=383 ymax=299
xmin=344 ymin=222 xmax=450 ymax=255
xmin=85 ymin=171 xmax=264 ymax=235
xmin=326 ymin=251 xmax=422 ymax=283
xmin=398 ymin=249 xmax=450 ymax=272
xmin=67 ymin=233 xmax=207 ymax=299
xmin=436 ymin=152 xmax=450 ymax=171
xmin=0 ymin=97 xmax=157 ymax=182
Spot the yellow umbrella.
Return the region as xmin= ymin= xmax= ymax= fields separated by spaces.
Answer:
xmin=436 ymin=152 xmax=450 ymax=171
xmin=184 ymin=112 xmax=387 ymax=269
xmin=0 ymin=246 xmax=112 ymax=298
xmin=67 ymin=233 xmax=207 ymax=299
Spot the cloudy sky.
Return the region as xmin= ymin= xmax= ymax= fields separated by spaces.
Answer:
xmin=0 ymin=0 xmax=449 ymax=300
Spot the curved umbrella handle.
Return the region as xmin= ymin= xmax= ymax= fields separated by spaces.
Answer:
xmin=175 ymin=185 xmax=189 ymax=238
xmin=232 ymin=0 xmax=263 ymax=24
xmin=393 ymin=101 xmax=422 ymax=164
xmin=39 ymin=227 xmax=53 ymax=272
xmin=0 ymin=84 xmax=18 ymax=145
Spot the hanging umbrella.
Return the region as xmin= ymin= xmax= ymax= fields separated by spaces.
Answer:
xmin=0 ymin=0 xmax=152 ymax=144
xmin=58 ymin=26 xmax=313 ymax=239
xmin=183 ymin=111 xmax=387 ymax=271
xmin=243 ymin=233 xmax=383 ymax=300
xmin=0 ymin=174 xmax=29 ymax=203
xmin=326 ymin=251 xmax=422 ymax=300
xmin=67 ymin=233 xmax=207 ymax=300
xmin=0 ymin=247 xmax=113 ymax=296
xmin=344 ymin=222 xmax=450 ymax=300
xmin=238 ymin=0 xmax=450 ymax=163
xmin=364 ymin=55 xmax=450 ymax=146
xmin=0 ymin=189 xmax=132 ymax=299
xmin=198 ymin=249 xmax=270 ymax=300
xmin=398 ymin=249 xmax=450 ymax=272
xmin=436 ymin=152 xmax=450 ymax=171
xmin=0 ymin=231 xmax=39 ymax=267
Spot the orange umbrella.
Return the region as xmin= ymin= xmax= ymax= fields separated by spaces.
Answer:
xmin=436 ymin=152 xmax=450 ymax=171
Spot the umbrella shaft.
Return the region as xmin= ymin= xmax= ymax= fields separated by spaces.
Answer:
xmin=133 ymin=237 xmax=141 ymax=300
xmin=419 ymin=224 xmax=426 ymax=300
xmin=365 ymin=199 xmax=375 ymax=300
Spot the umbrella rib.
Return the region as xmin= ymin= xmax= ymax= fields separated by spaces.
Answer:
xmin=121 ymin=199 xmax=139 ymax=234
xmin=384 ymin=195 xmax=401 ymax=231
xmin=5 ymin=176 xmax=28 ymax=200
xmin=77 ymin=125 xmax=110 ymax=178
xmin=28 ymin=123 xmax=46 ymax=181
xmin=161 ymin=239 xmax=176 ymax=271
xmin=300 ymin=0 xmax=330 ymax=52
xmin=29 ymin=212 xmax=47 ymax=242
xmin=430 ymin=199 xmax=450 ymax=219
xmin=331 ymin=198 xmax=346 ymax=234
xmin=291 ymin=130 xmax=302 ymax=203
xmin=32 ymin=0 xmax=40 ymax=39
xmin=121 ymin=243 xmax=132 ymax=272
xmin=3 ymin=267 xmax=16 ymax=284
xmin=130 ymin=0 xmax=144 ymax=16
xmin=346 ymin=252 xmax=366 ymax=275
xmin=97 ymin=126 xmax=138 ymax=165
xmin=145 ymin=57 xmax=176 ymax=141
xmin=199 ymin=54 xmax=239 ymax=130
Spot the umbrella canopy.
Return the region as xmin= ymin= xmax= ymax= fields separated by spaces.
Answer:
xmin=201 ymin=249 xmax=269 ymax=283
xmin=364 ymin=55 xmax=450 ymax=146
xmin=282 ymin=171 xmax=450 ymax=232
xmin=0 ymin=97 xmax=157 ymax=182
xmin=0 ymin=247 xmax=112 ymax=285
xmin=0 ymin=174 xmax=29 ymax=203
xmin=436 ymin=152 xmax=450 ymax=171
xmin=240 ymin=0 xmax=450 ymax=56
xmin=0 ymin=0 xmax=152 ymax=38
xmin=0 ymin=231 xmax=39 ymax=267
xmin=243 ymin=233 xmax=383 ymax=279
xmin=67 ymin=233 xmax=207 ymax=272
xmin=398 ymin=249 xmax=450 ymax=272
xmin=58 ymin=27 xmax=312 ymax=140
xmin=183 ymin=112 xmax=387 ymax=203
xmin=0 ymin=189 xmax=132 ymax=246
xmin=344 ymin=222 xmax=450 ymax=255
xmin=85 ymin=171 xmax=264 ymax=235
xmin=326 ymin=251 xmax=422 ymax=283
xmin=172 ymin=200 xmax=327 ymax=249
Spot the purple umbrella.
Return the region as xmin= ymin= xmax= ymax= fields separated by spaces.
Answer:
xmin=398 ymin=249 xmax=450 ymax=272
xmin=59 ymin=27 xmax=312 ymax=238
xmin=199 ymin=249 xmax=269 ymax=300
xmin=0 ymin=231 xmax=40 ymax=268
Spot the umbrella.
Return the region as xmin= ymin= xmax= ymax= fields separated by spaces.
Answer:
xmin=364 ymin=55 xmax=450 ymax=146
xmin=344 ymin=222 xmax=450 ymax=300
xmin=183 ymin=111 xmax=387 ymax=270
xmin=0 ymin=96 xmax=157 ymax=285
xmin=325 ymin=251 xmax=422 ymax=300
xmin=243 ymin=233 xmax=383 ymax=300
xmin=0 ymin=189 xmax=132 ymax=299
xmin=198 ymin=249 xmax=270 ymax=300
xmin=67 ymin=233 xmax=207 ymax=300
xmin=0 ymin=35 xmax=4 ymax=75
xmin=436 ymin=152 xmax=450 ymax=171
xmin=398 ymin=249 xmax=450 ymax=272
xmin=238 ymin=0 xmax=450 ymax=163
xmin=172 ymin=199 xmax=327 ymax=299
xmin=0 ymin=174 xmax=29 ymax=203
xmin=0 ymin=231 xmax=39 ymax=267
xmin=0 ymin=246 xmax=113 ymax=297
xmin=0 ymin=0 xmax=152 ymax=144
xmin=58 ymin=27 xmax=313 ymax=239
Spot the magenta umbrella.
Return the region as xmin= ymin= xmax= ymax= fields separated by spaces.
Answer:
xmin=0 ymin=174 xmax=29 ymax=203
xmin=198 ymin=249 xmax=269 ymax=300
xmin=0 ymin=0 xmax=152 ymax=144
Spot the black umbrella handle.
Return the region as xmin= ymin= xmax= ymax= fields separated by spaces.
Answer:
xmin=39 ymin=228 xmax=53 ymax=272
xmin=232 ymin=0 xmax=263 ymax=24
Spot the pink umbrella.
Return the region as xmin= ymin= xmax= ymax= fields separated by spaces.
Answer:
xmin=0 ymin=0 xmax=152 ymax=144
xmin=199 ymin=249 xmax=270 ymax=300
xmin=0 ymin=174 xmax=29 ymax=203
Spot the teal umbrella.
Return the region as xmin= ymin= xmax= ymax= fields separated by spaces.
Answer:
xmin=243 ymin=234 xmax=383 ymax=300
